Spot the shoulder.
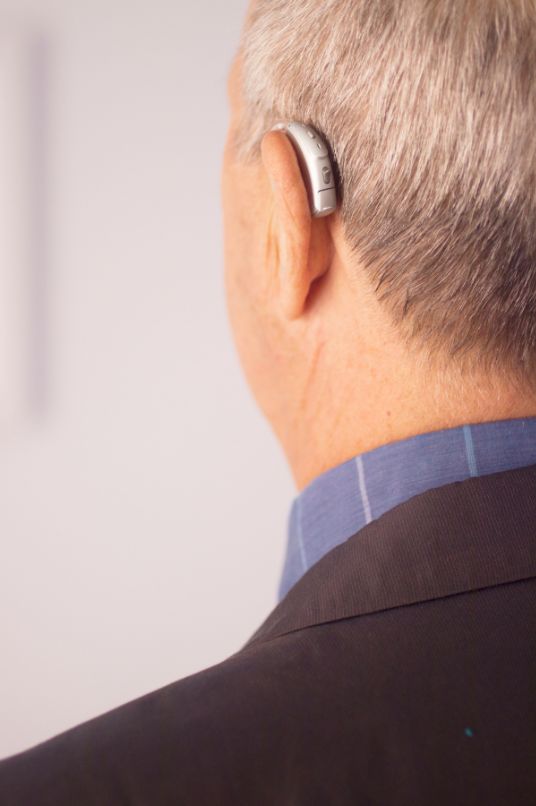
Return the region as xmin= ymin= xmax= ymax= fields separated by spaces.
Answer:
xmin=0 ymin=621 xmax=375 ymax=805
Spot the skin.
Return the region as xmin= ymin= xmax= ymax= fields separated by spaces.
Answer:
xmin=220 ymin=48 xmax=536 ymax=492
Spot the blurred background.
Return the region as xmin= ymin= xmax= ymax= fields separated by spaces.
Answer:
xmin=0 ymin=0 xmax=294 ymax=757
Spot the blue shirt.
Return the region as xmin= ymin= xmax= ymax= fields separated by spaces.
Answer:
xmin=278 ymin=417 xmax=536 ymax=601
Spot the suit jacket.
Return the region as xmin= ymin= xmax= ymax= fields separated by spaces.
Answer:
xmin=1 ymin=463 xmax=535 ymax=805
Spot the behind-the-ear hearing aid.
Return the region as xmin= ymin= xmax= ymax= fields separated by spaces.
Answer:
xmin=270 ymin=121 xmax=337 ymax=218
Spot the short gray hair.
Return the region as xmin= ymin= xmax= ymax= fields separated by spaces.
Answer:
xmin=233 ymin=0 xmax=536 ymax=394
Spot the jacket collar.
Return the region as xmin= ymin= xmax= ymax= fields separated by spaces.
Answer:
xmin=243 ymin=463 xmax=536 ymax=650
xmin=279 ymin=417 xmax=536 ymax=601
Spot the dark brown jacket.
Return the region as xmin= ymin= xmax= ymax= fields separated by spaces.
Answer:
xmin=1 ymin=464 xmax=535 ymax=804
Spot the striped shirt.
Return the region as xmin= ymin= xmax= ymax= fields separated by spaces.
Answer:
xmin=278 ymin=416 xmax=536 ymax=602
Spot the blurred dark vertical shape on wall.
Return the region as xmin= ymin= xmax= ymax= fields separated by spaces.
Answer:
xmin=28 ymin=31 xmax=50 ymax=419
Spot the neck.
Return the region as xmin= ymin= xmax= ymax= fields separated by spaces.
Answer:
xmin=281 ymin=366 xmax=536 ymax=492
xmin=274 ymin=236 xmax=536 ymax=490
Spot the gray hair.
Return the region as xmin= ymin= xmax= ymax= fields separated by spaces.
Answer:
xmin=233 ymin=0 xmax=536 ymax=395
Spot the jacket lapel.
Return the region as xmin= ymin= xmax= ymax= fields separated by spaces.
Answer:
xmin=243 ymin=463 xmax=536 ymax=650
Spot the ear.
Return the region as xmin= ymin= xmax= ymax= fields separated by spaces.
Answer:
xmin=260 ymin=130 xmax=333 ymax=320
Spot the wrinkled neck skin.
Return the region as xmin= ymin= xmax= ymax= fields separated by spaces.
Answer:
xmin=272 ymin=251 xmax=536 ymax=492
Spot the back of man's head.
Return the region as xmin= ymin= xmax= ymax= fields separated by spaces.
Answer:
xmin=233 ymin=0 xmax=536 ymax=393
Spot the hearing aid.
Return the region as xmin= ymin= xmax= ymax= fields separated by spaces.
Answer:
xmin=270 ymin=121 xmax=337 ymax=218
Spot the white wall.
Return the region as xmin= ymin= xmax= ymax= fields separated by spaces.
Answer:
xmin=0 ymin=0 xmax=294 ymax=758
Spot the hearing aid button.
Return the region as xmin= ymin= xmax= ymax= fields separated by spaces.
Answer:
xmin=307 ymin=129 xmax=315 ymax=138
xmin=313 ymin=140 xmax=328 ymax=157
xmin=312 ymin=156 xmax=334 ymax=188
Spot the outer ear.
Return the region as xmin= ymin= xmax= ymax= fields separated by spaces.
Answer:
xmin=261 ymin=130 xmax=329 ymax=320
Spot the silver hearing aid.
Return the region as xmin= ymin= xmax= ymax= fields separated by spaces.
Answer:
xmin=270 ymin=121 xmax=337 ymax=218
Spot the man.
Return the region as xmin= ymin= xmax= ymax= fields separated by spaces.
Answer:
xmin=1 ymin=0 xmax=536 ymax=803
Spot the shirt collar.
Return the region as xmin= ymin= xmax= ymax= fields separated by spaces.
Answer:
xmin=278 ymin=417 xmax=536 ymax=601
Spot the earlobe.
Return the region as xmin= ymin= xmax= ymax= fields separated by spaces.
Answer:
xmin=261 ymin=130 xmax=329 ymax=321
